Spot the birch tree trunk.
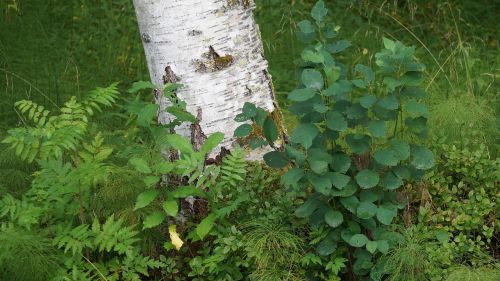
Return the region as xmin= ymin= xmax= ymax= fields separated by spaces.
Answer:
xmin=133 ymin=0 xmax=281 ymax=157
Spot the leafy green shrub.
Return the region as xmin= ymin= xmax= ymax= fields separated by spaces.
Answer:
xmin=235 ymin=1 xmax=434 ymax=278
xmin=426 ymin=142 xmax=499 ymax=260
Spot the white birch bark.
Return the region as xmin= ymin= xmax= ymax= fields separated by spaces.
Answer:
xmin=133 ymin=0 xmax=279 ymax=157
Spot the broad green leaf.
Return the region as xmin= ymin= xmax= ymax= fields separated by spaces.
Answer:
xmin=390 ymin=139 xmax=410 ymax=161
xmin=163 ymin=199 xmax=178 ymax=217
xmin=376 ymin=240 xmax=389 ymax=254
xmin=263 ymin=117 xmax=279 ymax=143
xmin=200 ymin=132 xmax=224 ymax=155
xmin=282 ymin=168 xmax=305 ymax=189
xmin=302 ymin=49 xmax=324 ymax=63
xmin=263 ymin=151 xmax=289 ymax=168
xmin=295 ymin=197 xmax=320 ymax=218
xmin=171 ymin=186 xmax=206 ymax=198
xmin=143 ymin=176 xmax=160 ymax=187
xmin=143 ymin=211 xmax=166 ymax=229
xmin=308 ymin=173 xmax=332 ymax=195
xmin=346 ymin=104 xmax=367 ymax=120
xmin=311 ymin=0 xmax=327 ymax=22
xmin=331 ymin=181 xmax=357 ymax=198
xmin=346 ymin=134 xmax=372 ymax=154
xmin=325 ymin=210 xmax=343 ymax=228
xmin=327 ymin=40 xmax=351 ymax=53
xmin=286 ymin=146 xmax=306 ymax=165
xmin=249 ymin=137 xmax=268 ymax=149
xmin=196 ymin=213 xmax=216 ymax=240
xmin=166 ymin=107 xmax=196 ymax=123
xmin=340 ymin=196 xmax=359 ymax=214
xmin=366 ymin=241 xmax=378 ymax=254
xmin=380 ymin=171 xmax=403 ymax=190
xmin=137 ymin=104 xmax=159 ymax=127
xmin=134 ymin=190 xmax=159 ymax=210
xmin=406 ymin=117 xmax=428 ymax=135
xmin=368 ymin=120 xmax=386 ymax=138
xmin=129 ymin=157 xmax=152 ymax=174
xmin=288 ymin=88 xmax=316 ymax=102
xmin=359 ymin=95 xmax=377 ymax=109
xmin=378 ymin=95 xmax=399 ymax=110
xmin=357 ymin=201 xmax=377 ymax=219
xmin=355 ymin=170 xmax=379 ymax=189
xmin=298 ymin=20 xmax=315 ymax=34
xmin=359 ymin=190 xmax=378 ymax=202
xmin=355 ymin=64 xmax=375 ymax=83
xmin=324 ymin=66 xmax=341 ymax=84
xmin=242 ymin=102 xmax=257 ymax=118
xmin=374 ymin=149 xmax=399 ymax=166
xmin=234 ymin=124 xmax=253 ymax=138
xmin=349 ymin=234 xmax=369 ymax=247
xmin=405 ymin=100 xmax=429 ymax=118
xmin=411 ymin=146 xmax=434 ymax=170
xmin=326 ymin=111 xmax=347 ymax=132
xmin=331 ymin=153 xmax=351 ymax=173
xmin=376 ymin=204 xmax=397 ymax=225
xmin=317 ymin=237 xmax=337 ymax=256
xmin=255 ymin=108 xmax=268 ymax=126
xmin=127 ymin=81 xmax=156 ymax=94
xmin=165 ymin=134 xmax=193 ymax=154
xmin=310 ymin=160 xmax=329 ymax=175
xmin=290 ymin=123 xmax=319 ymax=149
xmin=329 ymin=172 xmax=351 ymax=189
xmin=302 ymin=69 xmax=324 ymax=90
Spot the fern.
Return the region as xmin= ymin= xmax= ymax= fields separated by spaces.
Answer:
xmin=219 ymin=147 xmax=247 ymax=188
xmin=2 ymin=84 xmax=119 ymax=162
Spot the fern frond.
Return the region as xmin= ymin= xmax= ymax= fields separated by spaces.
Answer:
xmin=92 ymin=215 xmax=140 ymax=254
xmin=219 ymin=147 xmax=247 ymax=188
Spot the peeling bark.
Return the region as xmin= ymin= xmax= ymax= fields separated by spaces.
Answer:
xmin=133 ymin=0 xmax=282 ymax=158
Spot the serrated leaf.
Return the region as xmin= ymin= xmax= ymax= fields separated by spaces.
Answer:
xmin=163 ymin=200 xmax=178 ymax=217
xmin=135 ymin=190 xmax=159 ymax=210
xmin=128 ymin=81 xmax=156 ymax=93
xmin=129 ymin=157 xmax=152 ymax=174
xmin=143 ymin=211 xmax=166 ymax=229
xmin=325 ymin=210 xmax=343 ymax=228
xmin=165 ymin=134 xmax=193 ymax=154
xmin=196 ymin=213 xmax=216 ymax=240
xmin=200 ymin=132 xmax=224 ymax=155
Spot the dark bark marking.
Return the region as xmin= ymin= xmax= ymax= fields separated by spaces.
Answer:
xmin=194 ymin=46 xmax=234 ymax=72
xmin=190 ymin=107 xmax=207 ymax=152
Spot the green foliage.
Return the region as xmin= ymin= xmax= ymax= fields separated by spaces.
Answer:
xmin=426 ymin=142 xmax=499 ymax=259
xmin=445 ymin=264 xmax=500 ymax=281
xmin=236 ymin=1 xmax=434 ymax=278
